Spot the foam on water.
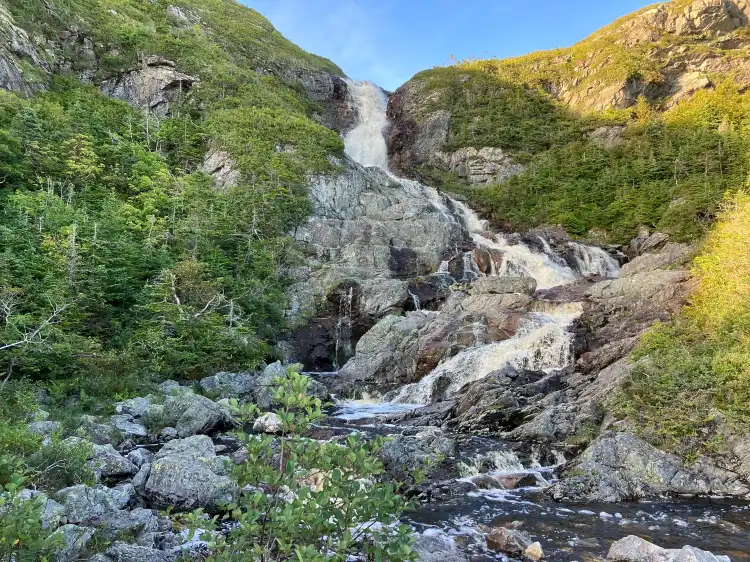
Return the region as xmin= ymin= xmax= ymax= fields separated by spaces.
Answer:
xmin=333 ymin=400 xmax=422 ymax=421
xmin=568 ymin=241 xmax=621 ymax=278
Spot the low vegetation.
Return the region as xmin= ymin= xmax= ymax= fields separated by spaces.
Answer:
xmin=614 ymin=191 xmax=750 ymax=458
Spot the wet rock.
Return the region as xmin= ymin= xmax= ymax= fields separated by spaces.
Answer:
xmin=89 ymin=444 xmax=138 ymax=481
xmin=100 ymin=55 xmax=197 ymax=116
xmin=407 ymin=273 xmax=454 ymax=310
xmin=486 ymin=526 xmax=534 ymax=556
xmin=199 ymin=371 xmax=256 ymax=398
xmin=607 ymin=535 xmax=730 ymax=562
xmin=144 ymin=436 xmax=236 ymax=511
xmin=162 ymin=392 xmax=236 ymax=437
xmin=285 ymin=157 xmax=466 ymax=369
xmin=253 ymin=412 xmax=283 ymax=434
xmin=552 ymin=432 xmax=750 ymax=502
xmin=471 ymin=276 xmax=537 ymax=295
xmin=337 ymin=312 xmax=430 ymax=393
xmin=359 ymin=278 xmax=409 ymax=317
xmin=453 ymin=366 xmax=560 ymax=434
xmin=379 ymin=427 xmax=457 ymax=482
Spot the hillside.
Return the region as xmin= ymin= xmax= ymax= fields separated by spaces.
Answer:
xmin=388 ymin=0 xmax=750 ymax=243
xmin=0 ymin=0 xmax=351 ymax=398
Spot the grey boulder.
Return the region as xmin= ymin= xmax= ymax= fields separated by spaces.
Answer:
xmin=199 ymin=371 xmax=256 ymax=398
xmin=143 ymin=435 xmax=236 ymax=511
xmin=88 ymin=444 xmax=138 ymax=481
xmin=607 ymin=536 xmax=730 ymax=562
xmin=552 ymin=432 xmax=750 ymax=502
xmin=162 ymin=393 xmax=236 ymax=437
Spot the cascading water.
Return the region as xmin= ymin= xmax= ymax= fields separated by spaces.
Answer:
xmin=387 ymin=305 xmax=582 ymax=405
xmin=568 ymin=241 xmax=621 ymax=277
xmin=343 ymin=80 xmax=390 ymax=169
xmin=325 ymin=80 xmax=750 ymax=561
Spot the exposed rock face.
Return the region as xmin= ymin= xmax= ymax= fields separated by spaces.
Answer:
xmin=386 ymin=82 xmax=524 ymax=183
xmin=552 ymin=432 xmax=750 ymax=502
xmin=285 ymin=158 xmax=467 ymax=370
xmin=100 ymin=56 xmax=197 ymax=116
xmin=0 ymin=5 xmax=49 ymax=95
xmin=379 ymin=427 xmax=458 ymax=482
xmin=607 ymin=535 xmax=731 ymax=562
xmin=199 ymin=150 xmax=241 ymax=189
xmin=434 ymin=147 xmax=526 ymax=185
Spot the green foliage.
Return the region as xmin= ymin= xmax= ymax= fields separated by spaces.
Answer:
xmin=613 ymin=191 xmax=750 ymax=458
xmin=0 ymin=459 xmax=64 ymax=562
xmin=438 ymin=84 xmax=750 ymax=242
xmin=0 ymin=384 xmax=93 ymax=491
xmin=191 ymin=370 xmax=415 ymax=561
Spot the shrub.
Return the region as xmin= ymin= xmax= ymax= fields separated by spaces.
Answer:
xmin=0 ymin=457 xmax=64 ymax=562
xmin=191 ymin=370 xmax=415 ymax=561
xmin=613 ymin=191 xmax=750 ymax=457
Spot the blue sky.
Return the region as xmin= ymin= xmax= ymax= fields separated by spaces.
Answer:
xmin=243 ymin=0 xmax=657 ymax=91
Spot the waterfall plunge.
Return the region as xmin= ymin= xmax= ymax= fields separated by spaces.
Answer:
xmin=344 ymin=81 xmax=390 ymax=169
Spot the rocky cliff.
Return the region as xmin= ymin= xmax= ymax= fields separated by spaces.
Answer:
xmin=388 ymin=0 xmax=750 ymax=184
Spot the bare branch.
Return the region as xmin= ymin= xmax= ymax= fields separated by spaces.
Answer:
xmin=0 ymin=301 xmax=71 ymax=352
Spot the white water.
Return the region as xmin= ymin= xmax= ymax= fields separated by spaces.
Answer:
xmin=568 ymin=242 xmax=621 ymax=278
xmin=388 ymin=306 xmax=581 ymax=405
xmin=340 ymin=81 xmax=587 ymax=407
xmin=474 ymin=233 xmax=578 ymax=290
xmin=343 ymin=80 xmax=390 ymax=169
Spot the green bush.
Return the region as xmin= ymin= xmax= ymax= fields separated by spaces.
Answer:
xmin=0 ymin=459 xmax=64 ymax=562
xmin=613 ymin=192 xmax=750 ymax=458
xmin=190 ymin=370 xmax=415 ymax=561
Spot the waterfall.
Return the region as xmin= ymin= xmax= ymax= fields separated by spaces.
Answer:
xmin=568 ymin=241 xmax=620 ymax=278
xmin=473 ymin=233 xmax=578 ymax=290
xmin=343 ymin=80 xmax=389 ymax=169
xmin=387 ymin=308 xmax=580 ymax=405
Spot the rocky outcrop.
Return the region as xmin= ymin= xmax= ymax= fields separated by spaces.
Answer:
xmin=386 ymin=81 xmax=524 ymax=183
xmin=142 ymin=435 xmax=236 ymax=511
xmin=199 ymin=150 xmax=241 ymax=189
xmin=552 ymin=432 xmax=750 ymax=502
xmin=433 ymin=147 xmax=526 ymax=185
xmin=284 ymin=158 xmax=467 ymax=370
xmin=607 ymin=535 xmax=731 ymax=562
xmin=0 ymin=5 xmax=49 ymax=95
xmin=100 ymin=56 xmax=197 ymax=116
xmin=379 ymin=427 xmax=458 ymax=483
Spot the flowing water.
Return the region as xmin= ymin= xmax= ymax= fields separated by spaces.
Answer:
xmin=328 ymin=80 xmax=750 ymax=560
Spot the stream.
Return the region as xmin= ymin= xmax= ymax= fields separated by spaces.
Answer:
xmin=318 ymin=80 xmax=750 ymax=561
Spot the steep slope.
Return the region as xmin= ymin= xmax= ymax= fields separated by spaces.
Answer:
xmin=0 ymin=0 xmax=350 ymax=397
xmin=388 ymin=0 xmax=750 ymax=243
